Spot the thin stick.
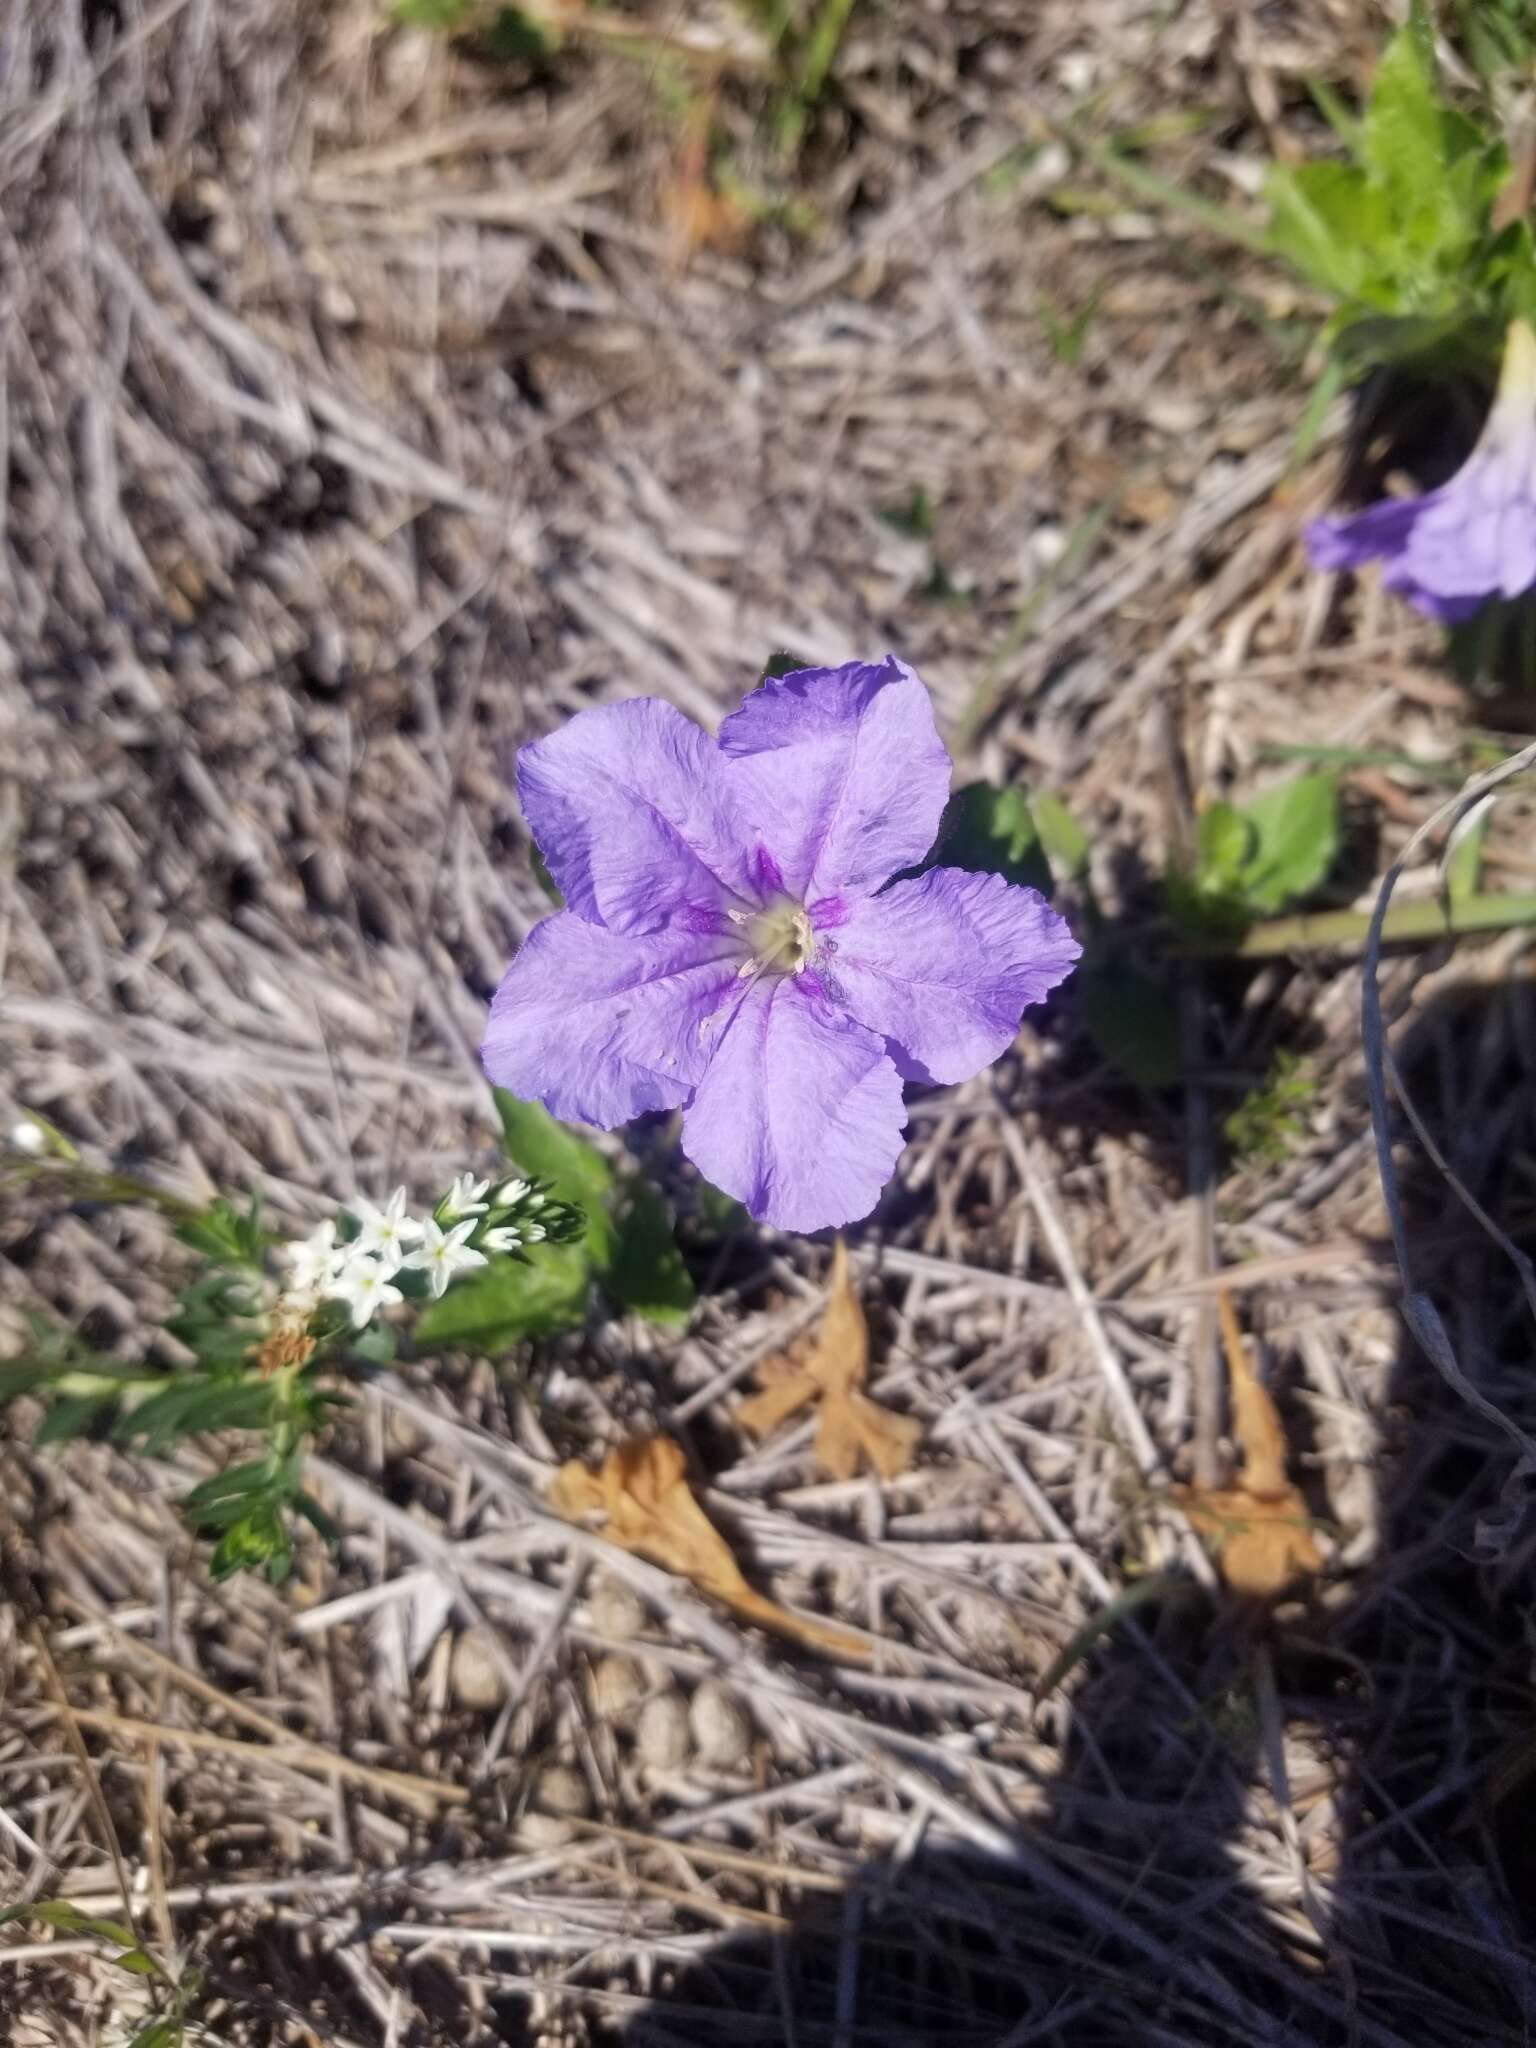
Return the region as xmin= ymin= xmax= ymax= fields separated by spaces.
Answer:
xmin=40 ymin=1707 xmax=468 ymax=1812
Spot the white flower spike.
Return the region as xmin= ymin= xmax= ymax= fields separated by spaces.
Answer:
xmin=405 ymin=1217 xmax=488 ymax=1298
xmin=282 ymin=1218 xmax=346 ymax=1294
xmin=480 ymin=1223 xmax=523 ymax=1254
xmin=328 ymin=1261 xmax=405 ymax=1329
xmin=351 ymin=1188 xmax=424 ymax=1262
xmin=441 ymin=1173 xmax=491 ymax=1223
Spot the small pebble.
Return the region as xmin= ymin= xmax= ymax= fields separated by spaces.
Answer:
xmin=635 ymin=1690 xmax=692 ymax=1769
xmin=449 ymin=1627 xmax=505 ymax=1711
xmin=592 ymin=1654 xmax=646 ymax=1720
xmin=520 ymin=1810 xmax=576 ymax=1849
xmin=533 ymin=1763 xmax=592 ymax=1820
xmin=589 ymin=1578 xmax=647 ymax=1639
xmin=688 ymin=1680 xmax=752 ymax=1769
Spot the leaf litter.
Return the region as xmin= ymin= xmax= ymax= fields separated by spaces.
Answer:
xmin=736 ymin=1238 xmax=922 ymax=1480
xmin=1176 ymin=1290 xmax=1323 ymax=1600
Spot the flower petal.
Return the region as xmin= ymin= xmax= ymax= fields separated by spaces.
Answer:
xmin=824 ymin=868 xmax=1080 ymax=1085
xmin=482 ymin=912 xmax=740 ymax=1129
xmin=517 ymin=699 xmax=750 ymax=934
xmin=1305 ymin=498 xmax=1426 ymax=574
xmin=718 ymin=656 xmax=951 ymax=901
xmin=1401 ymin=446 xmax=1536 ymax=606
xmin=682 ymin=979 xmax=906 ymax=1232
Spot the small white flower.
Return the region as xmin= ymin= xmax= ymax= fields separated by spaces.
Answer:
xmin=480 ymin=1223 xmax=523 ymax=1254
xmin=282 ymin=1218 xmax=346 ymax=1294
xmin=404 ymin=1217 xmax=488 ymax=1298
xmin=351 ymin=1187 xmax=424 ymax=1262
xmin=441 ymin=1172 xmax=490 ymax=1222
xmin=9 ymin=1118 xmax=46 ymax=1156
xmin=327 ymin=1261 xmax=405 ymax=1329
xmin=492 ymin=1177 xmax=530 ymax=1207
xmin=522 ymin=1224 xmax=546 ymax=1243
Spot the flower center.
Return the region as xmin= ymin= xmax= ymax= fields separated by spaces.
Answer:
xmin=744 ymin=896 xmax=814 ymax=977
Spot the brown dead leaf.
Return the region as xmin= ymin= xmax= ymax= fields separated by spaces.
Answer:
xmin=660 ymin=96 xmax=747 ymax=263
xmin=737 ymin=1239 xmax=921 ymax=1482
xmin=1175 ymin=1291 xmax=1322 ymax=1600
xmin=549 ymin=1435 xmax=869 ymax=1661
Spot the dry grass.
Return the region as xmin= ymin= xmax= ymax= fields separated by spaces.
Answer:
xmin=3 ymin=0 xmax=1535 ymax=2041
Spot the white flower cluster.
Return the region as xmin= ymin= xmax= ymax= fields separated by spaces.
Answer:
xmin=278 ymin=1175 xmax=547 ymax=1330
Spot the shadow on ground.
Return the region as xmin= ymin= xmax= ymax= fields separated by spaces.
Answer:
xmin=613 ymin=973 xmax=1536 ymax=2048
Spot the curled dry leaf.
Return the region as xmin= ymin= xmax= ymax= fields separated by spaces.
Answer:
xmin=549 ymin=1434 xmax=868 ymax=1661
xmin=737 ymin=1239 xmax=922 ymax=1481
xmin=1176 ymin=1291 xmax=1322 ymax=1600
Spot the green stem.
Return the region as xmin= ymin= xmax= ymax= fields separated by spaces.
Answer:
xmin=1193 ymin=891 xmax=1536 ymax=959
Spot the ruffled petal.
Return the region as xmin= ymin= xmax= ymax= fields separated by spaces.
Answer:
xmin=717 ymin=656 xmax=951 ymax=902
xmin=517 ymin=699 xmax=750 ymax=935
xmin=482 ymin=912 xmax=740 ymax=1129
xmin=824 ymin=868 xmax=1080 ymax=1085
xmin=682 ymin=978 xmax=906 ymax=1232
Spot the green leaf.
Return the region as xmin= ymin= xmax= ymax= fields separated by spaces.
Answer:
xmin=0 ymin=1901 xmax=139 ymax=1947
xmin=115 ymin=1377 xmax=276 ymax=1456
xmin=879 ymin=485 xmax=935 ymax=538
xmin=393 ymin=0 xmax=474 ymax=24
xmin=696 ymin=1179 xmax=749 ymax=1235
xmin=33 ymin=1391 xmax=121 ymax=1448
xmin=349 ymin=1321 xmax=397 ymax=1366
xmin=128 ymin=2024 xmax=184 ymax=2048
xmin=414 ymin=1245 xmax=590 ymax=1354
xmin=173 ymin=1195 xmax=266 ymax=1269
xmin=1265 ymin=162 xmax=1387 ymax=301
xmin=1076 ymin=961 xmax=1181 ymax=1087
xmin=1237 ymin=774 xmax=1339 ymax=913
xmin=1195 ymin=802 xmax=1253 ymax=884
xmin=113 ymin=1949 xmax=162 ymax=1977
xmin=761 ymin=648 xmax=810 ymax=680
xmin=1032 ymin=791 xmax=1090 ymax=882
xmin=494 ymin=1094 xmax=615 ymax=1266
xmin=1444 ymin=804 xmax=1489 ymax=904
xmin=1361 ymin=26 xmax=1447 ymax=216
xmin=921 ymin=783 xmax=1052 ymax=895
xmin=480 ymin=4 xmax=555 ymax=59
xmin=607 ymin=1184 xmax=695 ymax=1326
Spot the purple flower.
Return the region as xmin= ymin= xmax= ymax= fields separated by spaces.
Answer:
xmin=1307 ymin=319 xmax=1536 ymax=624
xmin=482 ymin=657 xmax=1080 ymax=1232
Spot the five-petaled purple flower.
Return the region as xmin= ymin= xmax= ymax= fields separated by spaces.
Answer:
xmin=483 ymin=657 xmax=1080 ymax=1232
xmin=1307 ymin=318 xmax=1536 ymax=624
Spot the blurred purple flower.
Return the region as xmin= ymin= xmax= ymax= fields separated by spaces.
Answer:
xmin=1307 ymin=319 xmax=1536 ymax=624
xmin=483 ymin=657 xmax=1080 ymax=1233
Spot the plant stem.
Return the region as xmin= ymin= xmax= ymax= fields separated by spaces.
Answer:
xmin=1194 ymin=890 xmax=1536 ymax=958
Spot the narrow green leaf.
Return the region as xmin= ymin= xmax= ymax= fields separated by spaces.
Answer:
xmin=1361 ymin=26 xmax=1447 ymax=214
xmin=33 ymin=1392 xmax=120 ymax=1448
